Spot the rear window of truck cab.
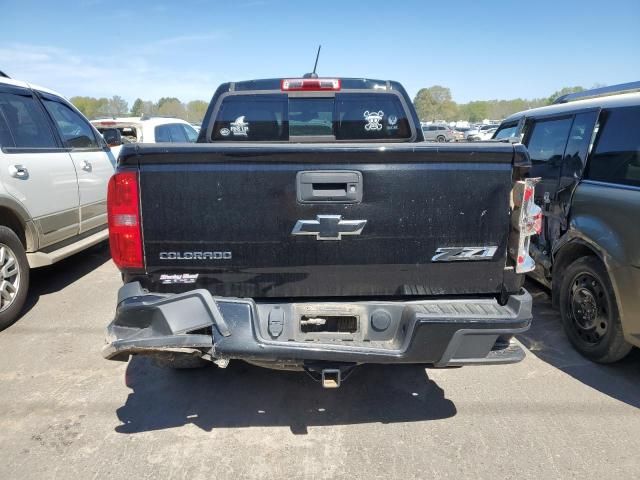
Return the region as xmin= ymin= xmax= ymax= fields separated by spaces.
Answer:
xmin=210 ymin=93 xmax=412 ymax=142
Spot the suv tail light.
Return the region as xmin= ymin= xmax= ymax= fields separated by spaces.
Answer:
xmin=281 ymin=78 xmax=341 ymax=91
xmin=107 ymin=171 xmax=143 ymax=269
xmin=509 ymin=178 xmax=542 ymax=273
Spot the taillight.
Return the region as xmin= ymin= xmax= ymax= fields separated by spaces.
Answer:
xmin=509 ymin=178 xmax=542 ymax=274
xmin=107 ymin=171 xmax=143 ymax=269
xmin=281 ymin=78 xmax=341 ymax=91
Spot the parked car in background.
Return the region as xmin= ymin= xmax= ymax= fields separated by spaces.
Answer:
xmin=477 ymin=127 xmax=498 ymax=141
xmin=0 ymin=75 xmax=114 ymax=329
xmin=494 ymin=82 xmax=640 ymax=363
xmin=91 ymin=116 xmax=199 ymax=157
xmin=467 ymin=124 xmax=499 ymax=141
xmin=422 ymin=124 xmax=456 ymax=142
xmin=453 ymin=126 xmax=469 ymax=140
xmin=464 ymin=126 xmax=481 ymax=140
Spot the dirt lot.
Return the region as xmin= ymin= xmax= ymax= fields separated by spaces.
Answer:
xmin=0 ymin=243 xmax=638 ymax=479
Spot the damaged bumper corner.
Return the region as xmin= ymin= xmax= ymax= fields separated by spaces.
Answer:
xmin=103 ymin=282 xmax=532 ymax=367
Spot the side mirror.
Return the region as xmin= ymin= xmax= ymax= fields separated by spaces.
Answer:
xmin=102 ymin=128 xmax=123 ymax=148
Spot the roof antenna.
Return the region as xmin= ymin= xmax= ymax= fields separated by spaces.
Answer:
xmin=303 ymin=45 xmax=321 ymax=79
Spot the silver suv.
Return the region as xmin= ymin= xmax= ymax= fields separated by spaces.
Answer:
xmin=422 ymin=124 xmax=455 ymax=142
xmin=0 ymin=74 xmax=114 ymax=329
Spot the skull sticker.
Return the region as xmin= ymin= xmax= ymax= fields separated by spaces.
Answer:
xmin=364 ymin=110 xmax=384 ymax=131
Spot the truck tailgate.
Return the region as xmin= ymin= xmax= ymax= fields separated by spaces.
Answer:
xmin=133 ymin=143 xmax=516 ymax=298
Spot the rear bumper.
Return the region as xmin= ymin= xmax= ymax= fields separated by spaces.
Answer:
xmin=103 ymin=282 xmax=532 ymax=368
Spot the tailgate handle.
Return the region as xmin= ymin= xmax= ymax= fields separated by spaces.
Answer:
xmin=297 ymin=170 xmax=363 ymax=203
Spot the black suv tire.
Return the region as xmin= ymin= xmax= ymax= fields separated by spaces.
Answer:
xmin=559 ymin=256 xmax=632 ymax=363
xmin=0 ymin=226 xmax=30 ymax=331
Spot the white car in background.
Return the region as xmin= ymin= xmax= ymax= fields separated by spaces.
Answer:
xmin=91 ymin=116 xmax=199 ymax=157
xmin=0 ymin=74 xmax=114 ymax=329
xmin=466 ymin=124 xmax=499 ymax=141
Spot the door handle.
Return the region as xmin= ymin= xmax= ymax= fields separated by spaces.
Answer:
xmin=81 ymin=160 xmax=92 ymax=172
xmin=296 ymin=170 xmax=363 ymax=203
xmin=8 ymin=165 xmax=29 ymax=179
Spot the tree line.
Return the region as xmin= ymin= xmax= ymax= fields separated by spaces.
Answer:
xmin=413 ymin=86 xmax=587 ymax=123
xmin=70 ymin=85 xmax=590 ymax=125
xmin=70 ymin=95 xmax=209 ymax=124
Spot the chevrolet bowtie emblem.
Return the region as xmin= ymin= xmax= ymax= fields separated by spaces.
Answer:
xmin=291 ymin=215 xmax=367 ymax=240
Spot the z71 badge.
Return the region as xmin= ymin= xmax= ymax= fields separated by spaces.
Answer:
xmin=432 ymin=246 xmax=498 ymax=262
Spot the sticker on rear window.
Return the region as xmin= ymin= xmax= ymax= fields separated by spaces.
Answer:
xmin=230 ymin=115 xmax=249 ymax=136
xmin=364 ymin=110 xmax=384 ymax=131
xmin=220 ymin=127 xmax=231 ymax=136
xmin=387 ymin=115 xmax=398 ymax=131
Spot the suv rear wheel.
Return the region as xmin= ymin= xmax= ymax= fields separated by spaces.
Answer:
xmin=0 ymin=226 xmax=29 ymax=331
xmin=436 ymin=135 xmax=446 ymax=142
xmin=559 ymin=256 xmax=632 ymax=363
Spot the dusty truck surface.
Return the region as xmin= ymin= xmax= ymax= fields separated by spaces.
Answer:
xmin=103 ymin=76 xmax=540 ymax=387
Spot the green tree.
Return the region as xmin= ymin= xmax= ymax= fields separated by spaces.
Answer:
xmin=130 ymin=98 xmax=145 ymax=116
xmin=102 ymin=95 xmax=128 ymax=116
xmin=458 ymin=101 xmax=489 ymax=123
xmin=141 ymin=100 xmax=157 ymax=116
xmin=157 ymin=98 xmax=186 ymax=118
xmin=70 ymin=96 xmax=109 ymax=119
xmin=157 ymin=97 xmax=181 ymax=110
xmin=413 ymin=86 xmax=458 ymax=122
xmin=186 ymin=100 xmax=208 ymax=123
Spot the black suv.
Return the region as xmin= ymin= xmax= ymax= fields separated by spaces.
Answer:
xmin=494 ymin=82 xmax=640 ymax=363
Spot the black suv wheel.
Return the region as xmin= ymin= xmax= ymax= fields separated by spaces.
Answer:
xmin=559 ymin=256 xmax=632 ymax=363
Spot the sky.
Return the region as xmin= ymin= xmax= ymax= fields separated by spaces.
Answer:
xmin=1 ymin=0 xmax=639 ymax=105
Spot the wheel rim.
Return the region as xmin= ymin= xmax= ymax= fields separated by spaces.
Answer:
xmin=437 ymin=136 xmax=445 ymax=142
xmin=0 ymin=243 xmax=20 ymax=312
xmin=569 ymin=272 xmax=608 ymax=345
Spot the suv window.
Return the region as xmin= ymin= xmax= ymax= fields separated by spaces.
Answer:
xmin=586 ymin=106 xmax=640 ymax=187
xmin=154 ymin=124 xmax=171 ymax=142
xmin=0 ymin=91 xmax=57 ymax=148
xmin=95 ymin=126 xmax=139 ymax=143
xmin=42 ymin=98 xmax=99 ymax=149
xmin=526 ymin=117 xmax=572 ymax=163
xmin=168 ymin=123 xmax=187 ymax=142
xmin=494 ymin=123 xmax=518 ymax=140
xmin=0 ymin=107 xmax=12 ymax=147
xmin=182 ymin=124 xmax=198 ymax=142
xmin=155 ymin=123 xmax=192 ymax=143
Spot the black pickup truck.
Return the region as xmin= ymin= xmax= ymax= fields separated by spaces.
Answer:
xmin=103 ymin=77 xmax=540 ymax=388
